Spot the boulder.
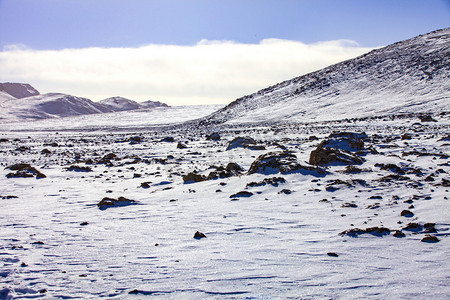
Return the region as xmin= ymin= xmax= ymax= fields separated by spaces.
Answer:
xmin=206 ymin=132 xmax=221 ymax=141
xmin=182 ymin=172 xmax=206 ymax=183
xmin=248 ymin=151 xmax=326 ymax=176
xmin=226 ymin=136 xmax=256 ymax=150
xmin=97 ymin=196 xmax=137 ymax=210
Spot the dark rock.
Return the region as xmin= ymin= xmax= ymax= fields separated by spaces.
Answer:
xmin=5 ymin=163 xmax=46 ymax=179
xmin=403 ymin=222 xmax=423 ymax=232
xmin=161 ymin=137 xmax=175 ymax=143
xmin=183 ymin=172 xmax=206 ymax=183
xmin=129 ymin=136 xmax=142 ymax=144
xmin=248 ymin=151 xmax=326 ymax=176
xmin=226 ymin=136 xmax=256 ymax=150
xmin=246 ymin=177 xmax=286 ymax=187
xmin=194 ymin=231 xmax=207 ymax=239
xmin=278 ymin=189 xmax=292 ymax=195
xmin=80 ymin=222 xmax=89 ymax=226
xmin=32 ymin=241 xmax=44 ymax=245
xmin=375 ymin=163 xmax=405 ymax=174
xmin=206 ymin=132 xmax=221 ymax=141
xmin=400 ymin=210 xmax=414 ymax=217
xmin=140 ymin=182 xmax=151 ymax=188
xmin=401 ymin=133 xmax=412 ymax=140
xmin=177 ymin=142 xmax=188 ymax=149
xmin=41 ymin=148 xmax=51 ymax=154
xmin=419 ymin=115 xmax=437 ymax=122
xmin=378 ymin=174 xmax=410 ymax=182
xmin=341 ymin=203 xmax=358 ymax=208
xmin=97 ymin=196 xmax=137 ymax=210
xmin=310 ymin=147 xmax=364 ymax=166
xmin=340 ymin=227 xmax=391 ymax=237
xmin=327 ymin=252 xmax=339 ymax=257
xmin=230 ymin=191 xmax=253 ymax=198
xmin=66 ymin=165 xmax=93 ymax=172
xmin=225 ymin=162 xmax=244 ymax=173
xmin=393 ymin=230 xmax=406 ymax=237
xmin=421 ymin=235 xmax=439 ymax=243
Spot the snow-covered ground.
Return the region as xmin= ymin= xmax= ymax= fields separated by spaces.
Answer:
xmin=0 ymin=105 xmax=224 ymax=132
xmin=1 ymin=112 xmax=449 ymax=299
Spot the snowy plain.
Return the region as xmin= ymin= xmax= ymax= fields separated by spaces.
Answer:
xmin=0 ymin=105 xmax=449 ymax=299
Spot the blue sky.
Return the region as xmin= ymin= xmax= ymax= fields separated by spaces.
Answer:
xmin=0 ymin=0 xmax=449 ymax=104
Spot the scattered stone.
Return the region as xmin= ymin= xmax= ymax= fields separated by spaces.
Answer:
xmin=327 ymin=252 xmax=339 ymax=257
xmin=5 ymin=163 xmax=46 ymax=179
xmin=140 ymin=182 xmax=151 ymax=188
xmin=375 ymin=163 xmax=405 ymax=174
xmin=194 ymin=231 xmax=207 ymax=239
xmin=230 ymin=191 xmax=253 ymax=198
xmin=421 ymin=235 xmax=439 ymax=243
xmin=341 ymin=203 xmax=358 ymax=208
xmin=1 ymin=195 xmax=19 ymax=199
xmin=97 ymin=196 xmax=137 ymax=210
xmin=419 ymin=115 xmax=437 ymax=122
xmin=206 ymin=132 xmax=221 ymax=141
xmin=424 ymin=223 xmax=437 ymax=233
xmin=340 ymin=227 xmax=391 ymax=237
xmin=378 ymin=174 xmax=410 ymax=182
xmin=66 ymin=165 xmax=93 ymax=172
xmin=400 ymin=210 xmax=414 ymax=217
xmin=32 ymin=241 xmax=45 ymax=245
xmin=247 ymin=177 xmax=286 ymax=187
xmin=80 ymin=222 xmax=89 ymax=226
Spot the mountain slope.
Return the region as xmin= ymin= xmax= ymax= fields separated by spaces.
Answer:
xmin=0 ymin=82 xmax=40 ymax=99
xmin=198 ymin=28 xmax=450 ymax=125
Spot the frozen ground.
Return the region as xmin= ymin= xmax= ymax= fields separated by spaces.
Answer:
xmin=0 ymin=110 xmax=449 ymax=299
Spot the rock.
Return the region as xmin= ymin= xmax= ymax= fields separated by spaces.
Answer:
xmin=400 ymin=210 xmax=414 ymax=217
xmin=226 ymin=136 xmax=257 ymax=150
xmin=393 ymin=230 xmax=406 ymax=237
xmin=424 ymin=223 xmax=437 ymax=233
xmin=206 ymin=132 xmax=221 ymax=141
xmin=340 ymin=227 xmax=391 ymax=237
xmin=419 ymin=115 xmax=437 ymax=122
xmin=230 ymin=191 xmax=253 ymax=198
xmin=41 ymin=148 xmax=51 ymax=154
xmin=182 ymin=172 xmax=206 ymax=183
xmin=421 ymin=235 xmax=439 ymax=243
xmin=66 ymin=165 xmax=93 ymax=172
xmin=378 ymin=174 xmax=410 ymax=182
xmin=327 ymin=252 xmax=339 ymax=257
xmin=246 ymin=177 xmax=286 ymax=187
xmin=194 ymin=231 xmax=207 ymax=239
xmin=129 ymin=136 xmax=142 ymax=144
xmin=177 ymin=142 xmax=188 ymax=149
xmin=341 ymin=203 xmax=358 ymax=208
xmin=225 ymin=162 xmax=244 ymax=173
xmin=402 ymin=222 xmax=423 ymax=232
xmin=80 ymin=222 xmax=89 ymax=226
xmin=375 ymin=163 xmax=405 ymax=174
xmin=5 ymin=163 xmax=46 ymax=179
xmin=97 ymin=196 xmax=137 ymax=210
xmin=140 ymin=182 xmax=151 ymax=188
xmin=206 ymin=163 xmax=244 ymax=180
xmin=248 ymin=151 xmax=326 ymax=176
xmin=309 ymin=132 xmax=368 ymax=166
xmin=160 ymin=137 xmax=175 ymax=143
xmin=278 ymin=189 xmax=292 ymax=195
xmin=310 ymin=147 xmax=364 ymax=166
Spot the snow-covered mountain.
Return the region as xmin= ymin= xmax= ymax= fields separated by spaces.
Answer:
xmin=98 ymin=97 xmax=169 ymax=112
xmin=0 ymin=84 xmax=170 ymax=121
xmin=198 ymin=28 xmax=450 ymax=125
xmin=0 ymin=82 xmax=40 ymax=99
xmin=0 ymin=93 xmax=113 ymax=121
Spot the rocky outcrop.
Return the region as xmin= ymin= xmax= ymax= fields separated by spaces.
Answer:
xmin=0 ymin=82 xmax=40 ymax=99
xmin=5 ymin=163 xmax=46 ymax=179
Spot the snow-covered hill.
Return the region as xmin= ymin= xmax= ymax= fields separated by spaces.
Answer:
xmin=98 ymin=97 xmax=169 ymax=112
xmin=0 ymin=82 xmax=40 ymax=99
xmin=198 ymin=28 xmax=450 ymax=125
xmin=0 ymin=93 xmax=112 ymax=121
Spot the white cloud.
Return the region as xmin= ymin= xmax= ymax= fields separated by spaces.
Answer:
xmin=0 ymin=40 xmax=375 ymax=105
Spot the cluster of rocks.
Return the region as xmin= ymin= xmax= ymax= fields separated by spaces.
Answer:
xmin=5 ymin=163 xmax=46 ymax=179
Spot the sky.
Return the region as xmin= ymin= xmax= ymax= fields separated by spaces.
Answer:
xmin=0 ymin=0 xmax=449 ymax=105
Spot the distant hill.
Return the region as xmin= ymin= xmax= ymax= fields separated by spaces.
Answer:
xmin=196 ymin=28 xmax=450 ymax=125
xmin=0 ymin=84 xmax=169 ymax=121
